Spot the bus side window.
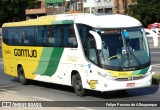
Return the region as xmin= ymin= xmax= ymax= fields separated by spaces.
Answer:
xmin=47 ymin=26 xmax=54 ymax=46
xmin=17 ymin=27 xmax=23 ymax=45
xmin=54 ymin=26 xmax=61 ymax=47
xmin=63 ymin=25 xmax=77 ymax=48
xmin=88 ymin=35 xmax=98 ymax=64
xmin=8 ymin=28 xmax=15 ymax=45
xmin=77 ymin=24 xmax=90 ymax=56
xmin=36 ymin=26 xmax=47 ymax=46
xmin=68 ymin=30 xmax=77 ymax=47
xmin=13 ymin=27 xmax=22 ymax=45
xmin=63 ymin=28 xmax=68 ymax=47
xmin=2 ymin=28 xmax=9 ymax=44
xmin=23 ymin=27 xmax=35 ymax=46
xmin=23 ymin=28 xmax=29 ymax=45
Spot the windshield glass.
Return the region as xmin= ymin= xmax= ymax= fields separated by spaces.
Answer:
xmin=96 ymin=27 xmax=150 ymax=70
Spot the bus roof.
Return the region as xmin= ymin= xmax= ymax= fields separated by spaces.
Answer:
xmin=2 ymin=13 xmax=142 ymax=28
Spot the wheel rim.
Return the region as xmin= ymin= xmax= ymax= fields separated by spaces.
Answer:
xmin=75 ymin=79 xmax=82 ymax=91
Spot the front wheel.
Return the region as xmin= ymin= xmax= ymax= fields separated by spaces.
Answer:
xmin=18 ymin=66 xmax=29 ymax=85
xmin=73 ymin=74 xmax=86 ymax=96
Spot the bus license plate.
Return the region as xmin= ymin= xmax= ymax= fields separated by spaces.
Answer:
xmin=126 ymin=83 xmax=135 ymax=87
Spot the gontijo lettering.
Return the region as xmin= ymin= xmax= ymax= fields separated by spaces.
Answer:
xmin=14 ymin=49 xmax=37 ymax=58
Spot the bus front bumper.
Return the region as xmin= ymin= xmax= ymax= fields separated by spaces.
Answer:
xmin=95 ymin=74 xmax=152 ymax=92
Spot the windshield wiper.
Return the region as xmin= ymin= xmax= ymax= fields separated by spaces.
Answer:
xmin=128 ymin=49 xmax=142 ymax=66
xmin=117 ymin=47 xmax=142 ymax=68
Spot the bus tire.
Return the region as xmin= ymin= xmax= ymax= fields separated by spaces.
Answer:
xmin=73 ymin=73 xmax=86 ymax=96
xmin=18 ymin=66 xmax=28 ymax=85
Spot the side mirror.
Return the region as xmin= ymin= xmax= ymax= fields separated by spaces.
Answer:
xmin=89 ymin=30 xmax=102 ymax=50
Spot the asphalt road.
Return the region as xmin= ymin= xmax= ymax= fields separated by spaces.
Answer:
xmin=150 ymin=48 xmax=160 ymax=72
xmin=150 ymin=48 xmax=160 ymax=65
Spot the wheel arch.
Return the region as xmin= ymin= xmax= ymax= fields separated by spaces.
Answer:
xmin=17 ymin=64 xmax=22 ymax=71
xmin=71 ymin=70 xmax=80 ymax=86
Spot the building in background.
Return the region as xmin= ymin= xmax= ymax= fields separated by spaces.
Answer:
xmin=64 ymin=0 xmax=83 ymax=13
xmin=25 ymin=0 xmax=136 ymax=19
xmin=83 ymin=0 xmax=114 ymax=14
xmin=83 ymin=0 xmax=136 ymax=14
xmin=113 ymin=0 xmax=137 ymax=14
xmin=25 ymin=0 xmax=64 ymax=19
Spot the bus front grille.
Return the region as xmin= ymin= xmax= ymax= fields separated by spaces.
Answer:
xmin=115 ymin=76 xmax=145 ymax=81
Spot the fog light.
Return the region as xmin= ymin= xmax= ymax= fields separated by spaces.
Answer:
xmin=104 ymin=84 xmax=107 ymax=87
xmin=150 ymin=79 xmax=152 ymax=84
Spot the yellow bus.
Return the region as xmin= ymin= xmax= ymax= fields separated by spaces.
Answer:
xmin=2 ymin=13 xmax=152 ymax=96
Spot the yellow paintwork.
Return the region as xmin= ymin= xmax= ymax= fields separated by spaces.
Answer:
xmin=1 ymin=15 xmax=59 ymax=79
xmin=2 ymin=15 xmax=57 ymax=27
xmin=66 ymin=58 xmax=76 ymax=62
xmin=106 ymin=70 xmax=132 ymax=78
xmin=2 ymin=43 xmax=43 ymax=80
xmin=90 ymin=80 xmax=98 ymax=89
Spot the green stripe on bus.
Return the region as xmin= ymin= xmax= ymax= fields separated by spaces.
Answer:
xmin=42 ymin=48 xmax=64 ymax=76
xmin=52 ymin=20 xmax=74 ymax=25
xmin=34 ymin=48 xmax=53 ymax=75
xmin=35 ymin=48 xmax=64 ymax=76
xmin=132 ymin=67 xmax=149 ymax=75
xmin=139 ymin=67 xmax=149 ymax=74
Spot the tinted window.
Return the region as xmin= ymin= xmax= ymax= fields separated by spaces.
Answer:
xmin=63 ymin=25 xmax=77 ymax=47
xmin=77 ymin=24 xmax=91 ymax=55
xmin=2 ymin=27 xmax=9 ymax=44
xmin=23 ymin=27 xmax=35 ymax=46
xmin=2 ymin=24 xmax=77 ymax=48
xmin=36 ymin=26 xmax=47 ymax=46
xmin=46 ymin=25 xmax=62 ymax=47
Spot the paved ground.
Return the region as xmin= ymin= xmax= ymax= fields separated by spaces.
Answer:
xmin=0 ymin=91 xmax=80 ymax=110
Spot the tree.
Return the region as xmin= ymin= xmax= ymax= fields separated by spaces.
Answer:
xmin=0 ymin=0 xmax=36 ymax=27
xmin=128 ymin=0 xmax=160 ymax=27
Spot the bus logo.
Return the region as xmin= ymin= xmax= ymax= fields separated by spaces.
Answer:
xmin=128 ymin=77 xmax=134 ymax=81
xmin=90 ymin=80 xmax=98 ymax=89
xmin=14 ymin=49 xmax=37 ymax=58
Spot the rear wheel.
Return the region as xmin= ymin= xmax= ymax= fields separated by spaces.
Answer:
xmin=72 ymin=74 xmax=86 ymax=96
xmin=18 ymin=66 xmax=29 ymax=85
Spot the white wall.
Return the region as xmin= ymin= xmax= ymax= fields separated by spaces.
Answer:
xmin=83 ymin=0 xmax=114 ymax=8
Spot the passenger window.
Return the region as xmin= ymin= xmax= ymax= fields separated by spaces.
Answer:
xmin=47 ymin=26 xmax=55 ymax=46
xmin=36 ymin=26 xmax=47 ymax=46
xmin=54 ymin=26 xmax=61 ymax=47
xmin=8 ymin=28 xmax=14 ymax=45
xmin=2 ymin=28 xmax=9 ymax=44
xmin=23 ymin=27 xmax=35 ymax=46
xmin=63 ymin=25 xmax=77 ymax=48
xmin=47 ymin=25 xmax=62 ymax=47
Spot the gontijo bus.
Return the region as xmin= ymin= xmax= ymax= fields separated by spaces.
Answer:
xmin=2 ymin=13 xmax=152 ymax=96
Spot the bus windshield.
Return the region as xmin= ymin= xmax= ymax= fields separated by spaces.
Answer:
xmin=96 ymin=27 xmax=150 ymax=70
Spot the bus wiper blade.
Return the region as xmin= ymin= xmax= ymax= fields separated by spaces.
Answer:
xmin=128 ymin=49 xmax=142 ymax=66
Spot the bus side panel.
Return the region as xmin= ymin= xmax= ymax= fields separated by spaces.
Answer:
xmin=2 ymin=43 xmax=43 ymax=80
xmin=2 ymin=43 xmax=18 ymax=77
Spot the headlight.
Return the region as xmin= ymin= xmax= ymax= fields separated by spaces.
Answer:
xmin=98 ymin=71 xmax=116 ymax=80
